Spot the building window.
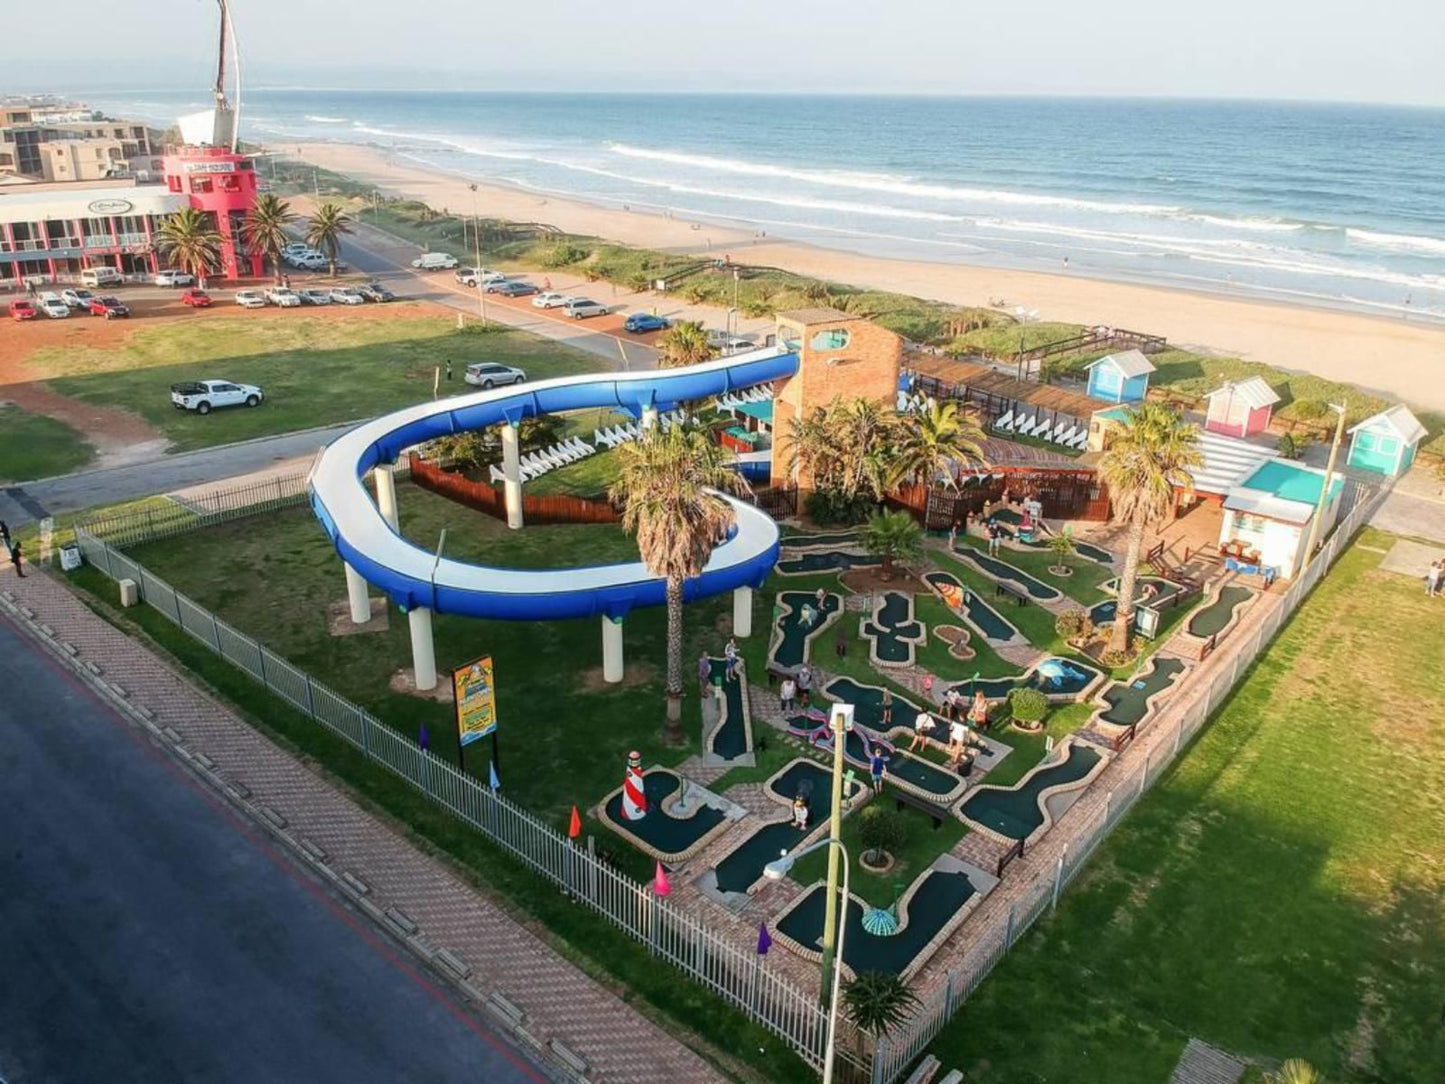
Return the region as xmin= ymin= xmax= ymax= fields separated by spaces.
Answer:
xmin=1355 ymin=432 xmax=1376 ymax=452
xmin=191 ymin=176 xmax=213 ymax=194
xmin=810 ymin=328 xmax=850 ymax=350
xmin=1377 ymin=436 xmax=1398 ymax=456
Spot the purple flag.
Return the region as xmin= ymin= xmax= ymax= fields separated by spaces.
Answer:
xmin=756 ymin=923 xmax=772 ymax=956
xmin=417 ymin=723 xmax=430 ymax=752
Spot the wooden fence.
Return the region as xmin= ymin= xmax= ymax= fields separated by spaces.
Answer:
xmin=408 ymin=454 xmax=620 ymax=524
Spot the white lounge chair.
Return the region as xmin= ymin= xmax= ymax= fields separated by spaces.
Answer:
xmin=488 ymin=464 xmax=505 ymax=484
xmin=995 ymin=410 xmax=1014 ymax=431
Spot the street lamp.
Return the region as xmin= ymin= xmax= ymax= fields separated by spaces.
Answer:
xmin=1302 ymin=402 xmax=1347 ymax=566
xmin=468 ymin=183 xmax=488 ymax=328
xmin=764 ymin=834 xmax=852 ymax=1084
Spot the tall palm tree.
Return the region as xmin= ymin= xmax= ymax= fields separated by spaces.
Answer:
xmin=245 ymin=193 xmax=297 ymax=284
xmin=843 ymin=972 xmax=921 ymax=1057
xmin=859 ymin=510 xmax=923 ymax=579
xmin=787 ymin=395 xmax=899 ymax=500
xmin=887 ymin=400 xmax=985 ymax=491
xmin=657 ymin=320 xmax=717 ymax=369
xmin=1096 ymin=402 xmax=1203 ymax=655
xmin=156 ymin=208 xmax=221 ymax=282
xmin=306 ymin=202 xmax=354 ymax=277
xmin=609 ymin=426 xmax=748 ymax=742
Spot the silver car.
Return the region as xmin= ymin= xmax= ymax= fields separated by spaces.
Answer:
xmin=563 ymin=298 xmax=608 ymax=320
xmin=330 ymin=286 xmax=365 ymax=305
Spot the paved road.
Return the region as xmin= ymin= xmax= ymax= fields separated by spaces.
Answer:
xmin=0 ymin=618 xmax=554 ymax=1084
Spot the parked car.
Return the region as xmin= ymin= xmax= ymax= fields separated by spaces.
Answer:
xmin=563 ymin=298 xmax=608 ymax=320
xmin=88 ymin=296 xmax=131 ymax=319
xmin=80 ymin=266 xmax=123 ymax=288
xmin=707 ymin=331 xmax=758 ymax=353
xmin=624 ymin=312 xmax=671 ymax=333
xmin=411 ymin=252 xmax=458 ymax=270
xmin=330 ymin=286 xmax=365 ymax=305
xmin=154 ymin=270 xmax=194 ymax=287
xmin=532 ymin=292 xmax=569 ymax=309
xmin=298 ymin=288 xmax=332 ymax=306
xmin=463 ymin=362 xmax=527 ymax=389
xmin=61 ymin=288 xmax=95 ymax=309
xmin=181 ymin=289 xmax=213 ymax=308
xmin=282 ymin=242 xmax=315 ymax=257
xmin=37 ymin=293 xmax=70 ymax=318
xmin=490 ymin=280 xmax=539 ymax=297
xmin=234 ymin=289 xmax=269 ymax=308
xmin=170 ymin=379 xmax=264 ymax=414
xmin=9 ymin=299 xmax=36 ymax=321
xmin=265 ymin=287 xmax=302 ymax=307
xmin=356 ymin=281 xmax=395 ymax=302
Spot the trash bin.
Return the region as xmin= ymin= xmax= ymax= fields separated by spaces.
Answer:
xmin=59 ymin=543 xmax=82 ymax=572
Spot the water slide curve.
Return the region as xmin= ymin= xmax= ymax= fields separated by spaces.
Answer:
xmin=309 ymin=347 xmax=799 ymax=621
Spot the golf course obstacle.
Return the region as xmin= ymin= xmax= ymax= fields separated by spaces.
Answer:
xmin=860 ymin=591 xmax=928 ymax=668
xmin=1091 ymin=655 xmax=1190 ymax=732
xmin=957 ymin=736 xmax=1109 ymax=847
xmin=598 ymin=767 xmax=740 ymax=864
xmin=775 ymin=549 xmax=882 ymax=576
xmin=951 ymin=542 xmax=1064 ymax=602
xmin=767 ymin=590 xmax=843 ymax=670
xmin=704 ymin=657 xmax=754 ymax=763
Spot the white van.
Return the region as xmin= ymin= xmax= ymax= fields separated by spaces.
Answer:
xmin=411 ymin=252 xmax=458 ymax=271
xmin=80 ymin=266 xmax=123 ymax=288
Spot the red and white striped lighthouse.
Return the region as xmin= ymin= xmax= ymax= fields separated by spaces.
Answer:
xmin=622 ymin=750 xmax=648 ymax=821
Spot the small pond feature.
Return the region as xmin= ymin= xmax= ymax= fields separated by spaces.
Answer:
xmin=947 ymin=656 xmax=1103 ymax=703
xmin=600 ymin=770 xmax=728 ymax=863
xmin=768 ymin=591 xmax=842 ymax=669
xmin=706 ymin=657 xmax=752 ymax=761
xmin=923 ymin=571 xmax=1020 ymax=643
xmin=959 ymin=742 xmax=1102 ymax=841
xmin=1187 ymin=585 xmax=1253 ymax=640
xmin=954 ymin=545 xmax=1063 ymax=602
xmin=776 ymin=550 xmax=882 ymax=576
xmin=860 ymin=591 xmax=926 ymax=667
xmin=1095 ymin=657 xmax=1188 ymax=727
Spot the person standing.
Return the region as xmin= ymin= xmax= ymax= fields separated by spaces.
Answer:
xmin=9 ymin=541 xmax=23 ymax=578
xmin=881 ymin=688 xmax=894 ymax=729
xmin=948 ymin=523 xmax=958 ymax=551
xmin=698 ymin=650 xmax=713 ymax=701
xmin=796 ymin=663 xmax=813 ymax=707
xmin=1427 ymin=559 xmax=1442 ymax=598
xmin=908 ymin=710 xmax=934 ymax=751
xmin=780 ymin=676 xmax=797 ymax=714
xmin=969 ymin=690 xmax=990 ymax=732
xmin=724 ymin=638 xmax=740 ymax=682
xmin=0 ymin=520 xmax=11 ymax=554
xmin=869 ymin=744 xmax=888 ymax=795
xmin=445 ymin=358 xmax=454 ymax=382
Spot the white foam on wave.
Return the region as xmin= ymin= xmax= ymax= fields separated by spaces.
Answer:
xmin=305 ymin=115 xmax=349 ymax=124
xmin=1346 ymin=228 xmax=1445 ymax=257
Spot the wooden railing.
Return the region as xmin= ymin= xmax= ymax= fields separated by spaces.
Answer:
xmin=407 ymin=454 xmax=620 ymax=524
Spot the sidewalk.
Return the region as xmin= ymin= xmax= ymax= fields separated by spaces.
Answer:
xmin=0 ymin=563 xmax=725 ymax=1084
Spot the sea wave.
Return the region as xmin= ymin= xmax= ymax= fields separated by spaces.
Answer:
xmin=305 ymin=115 xmax=349 ymax=124
xmin=1346 ymin=227 xmax=1445 ymax=256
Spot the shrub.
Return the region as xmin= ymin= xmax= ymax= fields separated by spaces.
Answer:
xmin=541 ymin=242 xmax=589 ymax=268
xmin=1007 ymin=687 xmax=1048 ymax=729
xmin=859 ymin=510 xmax=924 ymax=576
xmin=858 ymin=805 xmax=907 ymax=863
xmin=1276 ymin=431 xmax=1313 ymax=460
xmin=1055 ymin=608 xmax=1094 ymax=641
xmin=1290 ymin=398 xmax=1329 ymax=421
xmin=804 ymin=488 xmax=877 ymax=526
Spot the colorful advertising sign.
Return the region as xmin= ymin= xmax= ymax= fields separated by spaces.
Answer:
xmin=452 ymin=655 xmax=497 ymax=747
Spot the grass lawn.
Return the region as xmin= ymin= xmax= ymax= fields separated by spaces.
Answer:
xmin=527 ymin=445 xmax=623 ymax=498
xmin=954 ymin=532 xmax=1115 ymax=606
xmin=928 ymin=529 xmax=1445 ymax=1082
xmin=37 ymin=312 xmax=606 ymax=452
xmin=0 ymin=403 xmax=96 ymax=483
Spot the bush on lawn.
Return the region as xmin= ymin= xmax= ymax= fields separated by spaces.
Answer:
xmin=805 ymin=488 xmax=878 ymax=526
xmin=542 ymin=242 xmax=590 ymax=268
xmin=1055 ymin=608 xmax=1094 ymax=642
xmin=1008 ymin=687 xmax=1049 ymax=731
xmin=858 ymin=805 xmax=907 ymax=864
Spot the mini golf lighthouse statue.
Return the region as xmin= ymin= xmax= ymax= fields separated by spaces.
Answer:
xmin=622 ymin=750 xmax=648 ymax=821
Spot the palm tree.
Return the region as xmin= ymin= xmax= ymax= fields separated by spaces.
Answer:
xmin=787 ymin=395 xmax=899 ymax=501
xmin=245 ymin=193 xmax=298 ymax=284
xmin=657 ymin=320 xmax=718 ymax=369
xmin=887 ymin=400 xmax=985 ymax=491
xmin=156 ymin=208 xmax=221 ymax=283
xmin=859 ymin=510 xmax=923 ymax=580
xmin=609 ymin=426 xmax=748 ymax=742
xmin=306 ymin=202 xmax=354 ymax=277
xmin=1265 ymin=1061 xmax=1321 ymax=1084
xmin=1096 ymin=402 xmax=1203 ymax=656
xmin=843 ymin=972 xmax=921 ymax=1057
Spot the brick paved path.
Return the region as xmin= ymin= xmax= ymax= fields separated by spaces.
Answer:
xmin=0 ymin=566 xmax=725 ymax=1084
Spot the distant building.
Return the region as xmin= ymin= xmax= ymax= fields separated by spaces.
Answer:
xmin=1 ymin=104 xmax=165 ymax=183
xmin=1346 ymin=405 xmax=1426 ymax=478
xmin=161 ymin=143 xmax=262 ymax=280
xmin=1203 ymin=376 xmax=1280 ymax=438
xmin=1219 ymin=460 xmax=1343 ymax=580
xmin=1084 ymin=349 xmax=1156 ymax=404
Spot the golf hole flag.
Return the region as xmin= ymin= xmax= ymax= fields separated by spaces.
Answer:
xmin=452 ymin=655 xmax=498 ymax=747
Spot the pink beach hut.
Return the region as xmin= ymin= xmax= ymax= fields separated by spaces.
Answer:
xmin=1203 ymin=377 xmax=1280 ymax=438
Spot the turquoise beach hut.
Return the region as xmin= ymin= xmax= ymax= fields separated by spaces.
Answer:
xmin=1084 ymin=350 xmax=1156 ymax=405
xmin=1345 ymin=405 xmax=1426 ymax=477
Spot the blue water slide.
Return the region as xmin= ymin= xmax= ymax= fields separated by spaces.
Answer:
xmin=309 ymin=347 xmax=799 ymax=621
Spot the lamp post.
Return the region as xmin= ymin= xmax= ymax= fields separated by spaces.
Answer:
xmin=764 ymin=834 xmax=851 ymax=1084
xmin=468 ymin=183 xmax=488 ymax=328
xmin=817 ymin=703 xmax=852 ymax=1004
xmin=1302 ymin=402 xmax=1347 ymax=567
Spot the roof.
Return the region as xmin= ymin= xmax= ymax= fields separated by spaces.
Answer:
xmin=1222 ymin=489 xmax=1317 ymax=526
xmin=735 ymin=400 xmax=774 ymax=424
xmin=1084 ymin=349 xmax=1156 ymax=379
xmin=775 ymin=307 xmax=853 ymax=326
xmin=1205 ymin=376 xmax=1280 ymax=411
xmin=1238 ymin=460 xmax=1343 ymax=506
xmin=0 ymin=182 xmax=186 ymax=224
xmin=1348 ymin=404 xmax=1427 ymax=445
xmin=1188 ymin=429 xmax=1279 ymax=496
xmin=907 ymin=353 xmax=1102 ymax=426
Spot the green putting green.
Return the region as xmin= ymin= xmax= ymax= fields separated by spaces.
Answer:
xmin=1187 ymin=586 xmax=1253 ymax=639
xmin=950 ymin=657 xmax=1102 ymax=701
xmin=780 ymin=530 xmax=861 ymax=548
xmin=1089 ymin=576 xmax=1181 ymax=625
xmin=603 ymin=771 xmax=725 ymax=858
xmin=707 ymin=658 xmax=750 ymax=760
xmin=1096 ymin=658 xmax=1188 ymax=727
xmin=712 ymin=761 xmax=856 ymax=894
xmin=822 ymin=679 xmax=962 ymax=797
xmin=987 ymin=510 xmax=1114 ymax=565
xmin=923 ymin=571 xmax=1020 ymax=641
xmin=959 ymin=743 xmax=1101 ymax=840
xmin=776 ymin=550 xmax=881 ymax=575
xmin=776 ymin=869 xmax=976 ymax=976
xmin=769 ymin=591 xmax=841 ymax=668
xmin=954 ymin=545 xmax=1063 ymax=602
xmin=861 ymin=591 xmax=925 ymax=665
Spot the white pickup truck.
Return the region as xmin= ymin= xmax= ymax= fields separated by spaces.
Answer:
xmin=170 ymin=380 xmax=265 ymax=415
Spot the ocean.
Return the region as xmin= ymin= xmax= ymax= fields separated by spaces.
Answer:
xmin=98 ymin=90 xmax=1445 ymax=320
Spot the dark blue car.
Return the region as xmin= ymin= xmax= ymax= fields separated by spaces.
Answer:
xmin=623 ymin=312 xmax=671 ymax=333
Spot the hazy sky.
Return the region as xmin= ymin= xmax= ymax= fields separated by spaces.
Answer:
xmin=7 ymin=0 xmax=1445 ymax=106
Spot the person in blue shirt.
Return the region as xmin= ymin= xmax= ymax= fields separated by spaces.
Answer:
xmin=869 ymin=744 xmax=889 ymax=795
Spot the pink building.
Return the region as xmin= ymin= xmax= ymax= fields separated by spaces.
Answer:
xmin=161 ymin=144 xmax=262 ymax=281
xmin=1204 ymin=377 xmax=1280 ymax=438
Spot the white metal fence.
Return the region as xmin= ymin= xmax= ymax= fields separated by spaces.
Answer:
xmin=80 ymin=472 xmax=313 ymax=548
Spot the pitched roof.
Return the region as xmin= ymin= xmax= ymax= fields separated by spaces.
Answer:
xmin=1188 ymin=429 xmax=1279 ymax=496
xmin=1084 ymin=349 xmax=1156 ymax=379
xmin=775 ymin=307 xmax=853 ymax=326
xmin=1348 ymin=404 xmax=1427 ymax=444
xmin=1205 ymin=376 xmax=1280 ymax=410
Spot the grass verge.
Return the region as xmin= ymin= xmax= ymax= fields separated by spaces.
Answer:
xmin=0 ymin=403 xmax=96 ymax=483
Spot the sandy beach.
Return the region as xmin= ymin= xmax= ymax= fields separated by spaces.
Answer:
xmin=291 ymin=141 xmax=1445 ymax=414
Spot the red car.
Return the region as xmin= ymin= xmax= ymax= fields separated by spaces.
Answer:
xmin=9 ymin=299 xmax=36 ymax=321
xmin=88 ymin=296 xmax=130 ymax=319
xmin=181 ymin=289 xmax=213 ymax=308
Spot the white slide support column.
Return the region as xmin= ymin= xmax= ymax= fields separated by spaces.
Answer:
xmin=732 ymin=585 xmax=753 ymax=638
xmin=374 ymin=464 xmax=400 ymax=531
xmin=408 ymin=606 xmax=437 ymax=691
xmin=640 ymin=406 xmax=659 ymax=430
xmin=501 ymin=423 xmax=524 ymax=530
xmin=344 ymin=562 xmax=370 ymax=624
xmin=601 ymin=615 xmax=624 ymax=683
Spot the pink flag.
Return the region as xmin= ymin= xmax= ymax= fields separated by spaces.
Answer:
xmin=653 ymin=861 xmax=672 ymax=897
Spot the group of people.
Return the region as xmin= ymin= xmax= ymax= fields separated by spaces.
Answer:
xmin=907 ymin=686 xmax=989 ymax=771
xmin=778 ymin=664 xmax=812 ymax=713
xmin=0 ymin=521 xmax=21 ymax=578
xmin=1428 ymin=559 xmax=1444 ymax=598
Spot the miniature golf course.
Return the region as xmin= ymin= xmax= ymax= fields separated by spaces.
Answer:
xmin=1089 ymin=576 xmax=1182 ymax=625
xmin=947 ymin=657 xmax=1103 ymax=702
xmin=923 ymin=571 xmax=1020 ymax=642
xmin=776 ymin=550 xmax=882 ymax=575
xmin=770 ymin=591 xmax=842 ymax=668
xmin=1187 ymin=585 xmax=1253 ymax=639
xmin=706 ymin=657 xmax=751 ymax=761
xmin=776 ymin=868 xmax=977 ymax=976
xmin=861 ymin=592 xmax=926 ymax=665
xmin=711 ymin=760 xmax=857 ymax=894
xmin=959 ymin=743 xmax=1102 ymax=840
xmin=602 ymin=770 xmax=725 ymax=859
xmin=780 ymin=530 xmax=860 ymax=548
xmin=1095 ymin=657 xmax=1188 ymax=727
xmin=954 ymin=546 xmax=1064 ymax=602
xmin=819 ymin=679 xmax=963 ymax=798
xmin=988 ymin=510 xmax=1114 ymax=565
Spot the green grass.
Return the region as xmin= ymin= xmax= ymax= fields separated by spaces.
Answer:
xmin=954 ymin=532 xmax=1115 ymax=606
xmin=0 ymin=403 xmax=96 ymax=483
xmin=36 ymin=314 xmax=605 ymax=452
xmin=928 ymin=530 xmax=1445 ymax=1082
xmin=527 ymin=446 xmax=623 ymax=497
xmin=787 ymin=803 xmax=968 ymax=909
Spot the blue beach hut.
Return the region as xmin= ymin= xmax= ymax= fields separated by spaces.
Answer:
xmin=1346 ymin=405 xmax=1426 ymax=477
xmin=1084 ymin=350 xmax=1156 ymax=404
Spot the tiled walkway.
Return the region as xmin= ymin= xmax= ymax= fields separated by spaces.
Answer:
xmin=0 ymin=565 xmax=724 ymax=1084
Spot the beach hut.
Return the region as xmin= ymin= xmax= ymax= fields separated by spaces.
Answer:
xmin=1219 ymin=460 xmax=1344 ymax=580
xmin=1203 ymin=376 xmax=1280 ymax=438
xmin=1345 ymin=405 xmax=1426 ymax=477
xmin=1084 ymin=350 xmax=1156 ymax=405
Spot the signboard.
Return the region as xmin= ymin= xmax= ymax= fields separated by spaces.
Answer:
xmin=87 ymin=198 xmax=134 ymax=215
xmin=183 ymin=160 xmax=237 ymax=174
xmin=1134 ymin=605 xmax=1161 ymax=640
xmin=452 ymin=655 xmax=498 ymax=747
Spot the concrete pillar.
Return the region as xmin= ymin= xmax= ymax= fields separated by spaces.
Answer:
xmin=344 ymin=562 xmax=370 ymax=624
xmin=640 ymin=406 xmax=659 ymax=430
xmin=501 ymin=423 xmax=523 ymax=530
xmin=601 ymin=615 xmax=624 ymax=683
xmin=408 ymin=606 xmax=437 ymax=691
xmin=732 ymin=585 xmax=753 ymax=638
xmin=375 ymin=464 xmax=399 ymax=531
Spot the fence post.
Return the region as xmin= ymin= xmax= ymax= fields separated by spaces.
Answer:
xmin=211 ymin=612 xmax=222 ymax=653
xmin=1104 ymin=790 xmax=1113 ymax=824
xmin=872 ymin=1038 xmax=887 ymax=1084
xmin=1005 ymin=902 xmax=1015 ymax=947
xmin=1052 ymin=848 xmax=1066 ymax=911
xmin=1174 ymin=717 xmax=1183 ymax=755
xmin=303 ymin=675 xmax=316 ymax=719
xmin=1139 ymin=753 xmax=1149 ymax=796
xmin=944 ymin=969 xmax=955 ymax=1017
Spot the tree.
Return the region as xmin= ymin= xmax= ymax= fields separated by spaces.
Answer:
xmin=156 ymin=208 xmax=221 ymax=282
xmin=887 ymin=400 xmax=985 ymax=491
xmin=1264 ymin=1061 xmax=1321 ymax=1084
xmin=857 ymin=806 xmax=907 ymax=864
xmin=306 ymin=202 xmax=354 ymax=277
xmin=843 ymin=972 xmax=920 ymax=1056
xmin=859 ymin=510 xmax=923 ymax=579
xmin=657 ymin=320 xmax=717 ymax=369
xmin=244 ymin=193 xmax=297 ymax=284
xmin=1046 ymin=531 xmax=1077 ymax=575
xmin=1096 ymin=403 xmax=1203 ymax=656
xmin=787 ymin=396 xmax=899 ymax=501
xmin=609 ymin=426 xmax=747 ymax=741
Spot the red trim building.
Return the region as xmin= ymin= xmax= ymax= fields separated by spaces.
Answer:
xmin=161 ymin=144 xmax=262 ymax=280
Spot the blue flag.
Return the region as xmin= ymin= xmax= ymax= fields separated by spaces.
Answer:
xmin=489 ymin=759 xmax=501 ymax=791
xmin=756 ymin=923 xmax=772 ymax=956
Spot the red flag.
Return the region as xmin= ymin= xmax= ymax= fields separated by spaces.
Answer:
xmin=653 ymin=861 xmax=672 ymax=897
xmin=568 ymin=805 xmax=582 ymax=839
